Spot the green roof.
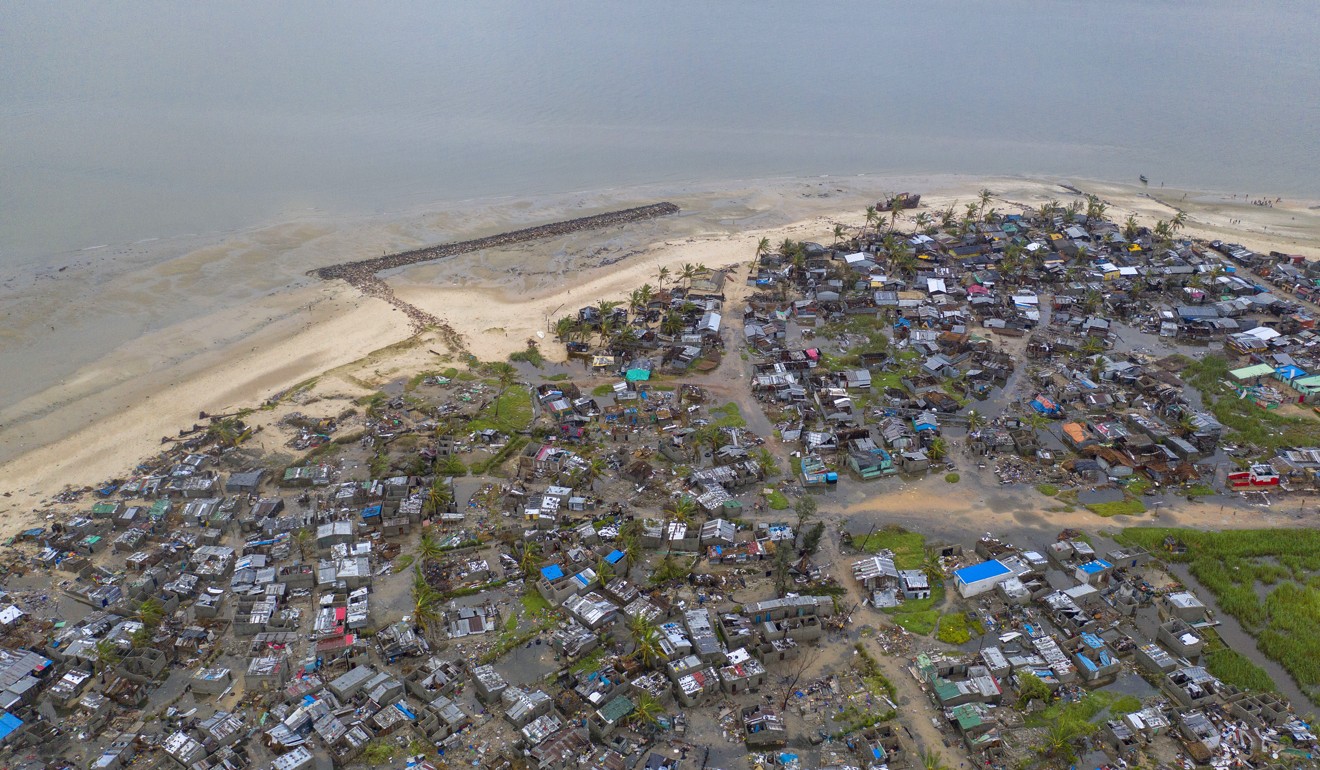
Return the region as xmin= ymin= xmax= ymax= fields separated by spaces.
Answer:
xmin=598 ymin=695 xmax=635 ymax=723
xmin=1229 ymin=363 xmax=1275 ymax=380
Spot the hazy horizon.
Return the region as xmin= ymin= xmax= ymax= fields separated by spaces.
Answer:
xmin=3 ymin=0 xmax=1318 ymax=269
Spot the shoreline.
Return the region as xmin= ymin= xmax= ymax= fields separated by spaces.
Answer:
xmin=3 ymin=173 xmax=1320 ymax=535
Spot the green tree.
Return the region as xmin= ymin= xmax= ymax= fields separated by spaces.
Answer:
xmin=965 ymin=410 xmax=985 ymax=432
xmin=977 ymin=188 xmax=993 ymax=216
xmin=130 ymin=626 xmax=152 ymax=649
xmin=363 ymin=739 xmax=398 ymax=766
xmin=920 ymin=550 xmax=944 ymax=585
xmin=1015 ymin=671 xmax=1052 ymax=711
xmin=425 ymin=478 xmax=453 ymax=516
xmin=660 ymin=311 xmax=684 ymax=337
xmin=411 ymin=568 xmax=443 ymax=634
xmin=621 ymin=534 xmax=641 ymax=579
xmin=831 ymin=224 xmax=846 ymax=245
xmin=1085 ymin=194 xmax=1108 ymax=221
xmin=802 ymin=522 xmax=826 ymax=556
xmin=755 ymin=237 xmax=771 ymax=260
xmin=793 ymin=496 xmax=818 ymax=539
xmin=773 ymin=541 xmax=793 ymax=597
xmin=582 ymin=456 xmax=608 ymax=492
xmin=1123 ymin=214 xmax=1140 ymax=240
xmin=914 ymin=211 xmax=933 ymax=234
xmin=554 ymin=315 xmax=579 ymax=342
xmin=863 ymin=205 xmax=879 ymax=239
xmin=920 ymin=749 xmax=951 ymax=770
xmin=656 ymin=265 xmax=671 ymax=290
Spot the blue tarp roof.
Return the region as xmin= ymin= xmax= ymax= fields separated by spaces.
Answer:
xmin=954 ymin=560 xmax=1011 ymax=585
xmin=0 ymin=712 xmax=22 ymax=741
xmin=1078 ymin=559 xmax=1112 ymax=574
xmin=540 ymin=564 xmax=564 ymax=581
xmin=1277 ymin=364 xmax=1307 ymax=380
xmin=605 ymin=550 xmax=625 ymax=563
xmin=625 ymin=369 xmax=651 ymax=382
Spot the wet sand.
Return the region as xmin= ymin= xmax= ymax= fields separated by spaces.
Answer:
xmin=2 ymin=174 xmax=1319 ymax=537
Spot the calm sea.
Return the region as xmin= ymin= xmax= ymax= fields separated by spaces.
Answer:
xmin=2 ymin=0 xmax=1318 ymax=268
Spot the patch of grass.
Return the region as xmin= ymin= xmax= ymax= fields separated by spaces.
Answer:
xmin=1185 ymin=483 xmax=1217 ymax=497
xmin=1085 ymin=498 xmax=1146 ymax=517
xmin=509 ymin=345 xmax=546 ymax=368
xmin=544 ymin=373 xmax=570 ymax=382
xmin=1206 ymin=634 xmax=1277 ymax=693
xmin=893 ymin=610 xmax=938 ymax=636
xmin=520 ymin=589 xmax=552 ymax=616
xmin=591 ymin=383 xmax=615 ymax=397
xmin=766 ymin=490 xmax=790 ymax=510
xmin=1116 ymin=527 xmax=1320 ymax=705
xmin=1025 ymin=690 xmax=1131 ymax=729
xmin=710 ymin=402 xmax=747 ymax=429
xmin=467 ymin=385 xmax=534 ymax=433
xmin=470 ymin=435 xmax=529 ymax=476
xmin=936 ymin=613 xmax=972 ymax=645
xmin=1183 ymin=355 xmax=1320 ymax=453
xmin=944 ymin=472 xmax=960 ymax=483
xmin=569 ymin=647 xmax=607 ymax=675
xmin=854 ymin=525 xmax=926 ymax=569
xmin=392 ymin=554 xmax=415 ymax=573
xmin=1036 ymin=483 xmax=1060 ymax=497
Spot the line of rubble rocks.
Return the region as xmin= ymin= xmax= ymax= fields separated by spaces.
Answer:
xmin=312 ymin=203 xmax=681 ymax=341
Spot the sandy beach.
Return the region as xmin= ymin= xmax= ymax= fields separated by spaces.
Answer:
xmin=3 ymin=173 xmax=1319 ymax=536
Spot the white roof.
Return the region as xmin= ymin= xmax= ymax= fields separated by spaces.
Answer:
xmin=1246 ymin=326 xmax=1281 ymax=341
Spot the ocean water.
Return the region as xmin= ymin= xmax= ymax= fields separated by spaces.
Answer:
xmin=2 ymin=0 xmax=1318 ymax=270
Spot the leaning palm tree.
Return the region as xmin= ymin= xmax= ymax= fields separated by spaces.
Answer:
xmin=914 ymin=212 xmax=933 ymax=234
xmin=863 ymin=205 xmax=879 ymax=239
xmin=417 ymin=528 xmax=444 ymax=565
xmin=977 ymin=188 xmax=993 ymax=216
xmin=1170 ymin=210 xmax=1188 ymax=233
xmin=486 ymin=361 xmax=518 ymax=419
xmin=656 ymin=265 xmax=671 ymax=290
xmin=411 ymin=582 xmax=443 ymax=635
xmin=135 ymin=597 xmax=165 ymax=630
xmin=755 ymin=237 xmax=771 ymax=260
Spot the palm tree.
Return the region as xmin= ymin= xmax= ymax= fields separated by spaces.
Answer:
xmin=679 ymin=263 xmax=697 ymax=290
xmin=926 ymin=437 xmax=948 ymax=462
xmin=1080 ymin=335 xmax=1106 ymax=355
xmin=425 ymin=478 xmax=452 ymax=517
xmin=595 ymin=554 xmax=615 ymax=585
xmin=628 ymin=692 xmax=665 ymax=728
xmin=417 ymin=528 xmax=444 ymax=565
xmin=966 ymin=410 xmax=985 ymax=432
xmin=755 ymin=237 xmax=771 ymax=260
xmin=554 ymin=316 xmax=578 ymax=343
xmin=1123 ymin=214 xmax=1140 ymax=241
xmin=411 ymin=578 xmax=443 ymax=635
xmin=939 ymin=204 xmax=957 ymax=229
xmin=920 ymin=550 xmax=944 ymax=585
xmin=982 ymin=206 xmax=998 ymax=224
xmin=660 ymin=311 xmax=683 ymax=337
xmin=1064 ymin=201 xmax=1082 ymax=222
xmin=206 ymin=417 xmax=249 ymax=448
xmin=919 ymin=749 xmax=951 ymax=770
xmin=656 ymin=266 xmax=670 ymax=290
xmin=772 ymin=542 xmax=793 ymax=597
xmin=888 ymin=197 xmax=905 ymax=231
xmin=621 ymin=534 xmax=642 ymax=578
xmin=1170 ymin=210 xmax=1188 ymax=234
xmin=977 ymin=188 xmax=993 ymax=216
xmin=519 ymin=541 xmax=543 ymax=576
xmin=914 ymin=212 xmax=933 ymax=234
xmin=93 ymin=639 xmax=120 ymax=681
xmin=582 ymin=456 xmax=607 ymax=492
xmin=135 ymin=597 xmax=165 ymax=630
xmin=863 ymin=205 xmax=879 ymax=239
xmin=486 ymin=361 xmax=518 ymax=419
xmin=831 ymin=224 xmax=846 ymax=245
xmin=631 ymin=617 xmax=663 ymax=669
xmin=1085 ymin=194 xmax=1108 ymax=221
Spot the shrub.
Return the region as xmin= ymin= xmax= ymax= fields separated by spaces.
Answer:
xmin=1036 ymin=483 xmax=1060 ymax=497
xmin=944 ymin=472 xmax=960 ymax=483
